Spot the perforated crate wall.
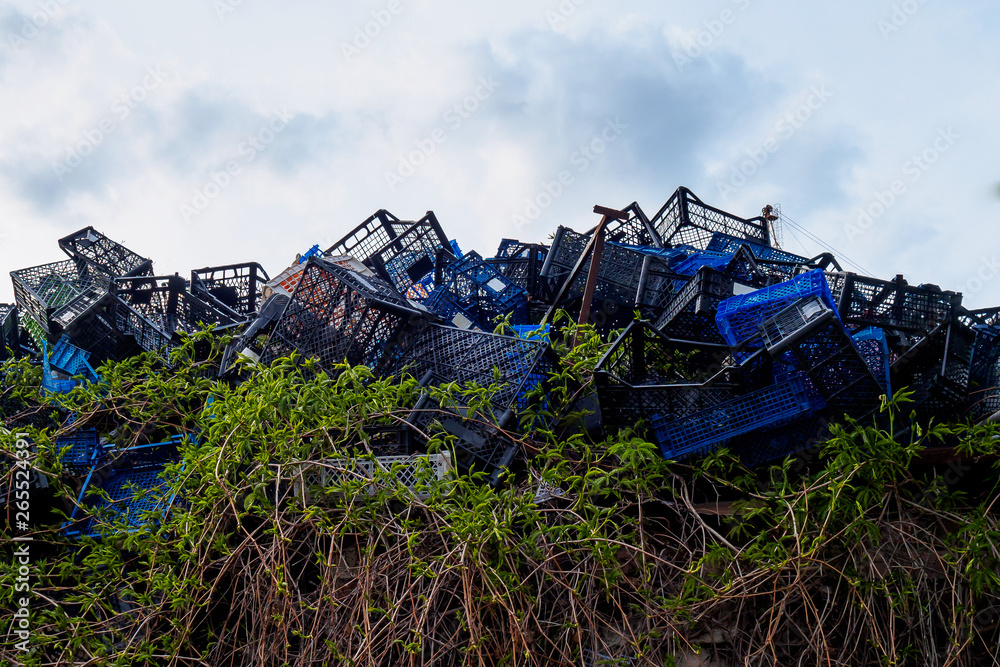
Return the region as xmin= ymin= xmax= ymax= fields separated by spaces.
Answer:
xmin=969 ymin=326 xmax=1000 ymax=420
xmin=423 ymin=286 xmax=490 ymax=331
xmin=437 ymin=250 xmax=530 ymax=325
xmin=716 ymin=269 xmax=837 ymax=347
xmin=853 ymin=327 xmax=892 ymax=397
xmin=11 ymin=258 xmax=113 ymax=338
xmin=760 ymin=297 xmax=884 ymax=419
xmin=55 ymin=428 xmax=100 ymax=473
xmin=486 ymin=241 xmax=550 ymax=300
xmin=324 ymin=210 xmax=452 ymax=293
xmin=541 ymin=227 xmax=677 ymax=315
xmin=57 ymin=227 xmax=152 ymax=279
xmin=64 ymin=438 xmax=183 ymax=539
xmin=590 ymin=201 xmax=662 ymax=248
xmin=408 ymin=392 xmax=518 ymax=484
xmin=112 ymin=275 xmax=236 ymax=353
xmin=826 ymin=272 xmax=961 ymax=335
xmin=0 ymin=304 xmax=17 ymax=360
xmin=890 ymin=320 xmax=977 ymax=421
xmin=381 ymin=323 xmax=549 ymax=413
xmin=655 ymin=267 xmax=736 ymax=344
xmin=260 ymin=257 xmax=427 ymax=374
xmin=191 ymin=262 xmax=270 ymax=319
xmin=648 ymin=186 xmax=771 ymax=250
xmin=651 ymin=374 xmax=820 ymax=461
xmin=706 ymin=232 xmax=808 ymax=267
xmin=285 ymin=452 xmax=451 ymax=502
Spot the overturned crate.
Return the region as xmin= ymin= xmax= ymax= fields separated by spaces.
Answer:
xmin=112 ymin=275 xmax=237 ymax=354
xmin=651 ymin=372 xmax=824 ymax=462
xmin=655 ymin=267 xmax=747 ymax=344
xmin=890 ymin=318 xmax=977 ymax=422
xmin=595 ymin=320 xmax=737 ymax=431
xmin=324 ymin=209 xmax=454 ymax=294
xmin=434 ymin=250 xmax=531 ymax=326
xmin=58 ymin=227 xmax=152 ymax=279
xmin=258 ymin=257 xmax=431 ymax=374
xmin=759 ymin=296 xmax=885 ymax=419
xmin=63 ymin=437 xmax=184 ymax=539
xmin=486 ymin=239 xmax=550 ymax=301
xmin=191 ymin=262 xmax=270 ymax=320
xmin=284 ymin=452 xmax=452 ymax=503
xmin=826 ymin=272 xmax=962 ymax=341
xmin=649 ymin=186 xmax=773 ymax=250
xmin=540 ymin=227 xmax=679 ymax=323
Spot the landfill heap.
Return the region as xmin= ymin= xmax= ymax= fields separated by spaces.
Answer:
xmin=3 ymin=187 xmax=1000 ymax=531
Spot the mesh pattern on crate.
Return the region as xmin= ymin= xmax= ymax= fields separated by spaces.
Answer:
xmin=544 ymin=228 xmax=676 ymax=309
xmin=891 ymin=321 xmax=976 ymax=419
xmin=649 ymin=186 xmax=770 ymax=250
xmin=56 ymin=428 xmax=100 ymax=472
xmin=191 ymin=263 xmax=269 ymax=318
xmin=652 ymin=375 xmax=818 ymax=461
xmin=852 ymin=328 xmax=892 ymax=396
xmin=598 ymin=202 xmax=661 ymax=247
xmin=735 ymin=413 xmax=832 ymax=467
xmin=58 ymin=227 xmax=151 ymax=279
xmin=706 ymin=232 xmax=808 ymax=266
xmin=716 ymin=269 xmax=836 ymax=346
xmin=439 ymin=250 xmax=529 ymax=323
xmin=409 ymin=396 xmax=518 ymax=476
xmin=49 ymin=336 xmax=93 ymax=376
xmin=68 ymin=441 xmax=181 ymax=537
xmin=261 ymin=258 xmax=421 ymax=373
xmin=485 ymin=246 xmax=549 ymax=299
xmin=655 ymin=267 xmax=735 ymax=343
xmin=324 ymin=210 xmax=450 ymax=292
xmin=826 ymin=272 xmax=960 ymax=334
xmin=763 ymin=300 xmax=884 ymax=418
xmin=11 ymin=259 xmax=112 ymax=335
xmin=599 ymin=383 xmax=736 ymax=430
xmin=423 ymin=286 xmax=489 ymax=331
xmin=383 ymin=323 xmax=547 ymax=411
xmin=287 ymin=453 xmax=450 ymax=501
xmin=969 ymin=326 xmax=1000 ymax=419
xmin=0 ymin=304 xmax=17 ymax=357
xmin=596 ymin=321 xmax=731 ymax=386
xmin=113 ymin=276 xmax=234 ymax=352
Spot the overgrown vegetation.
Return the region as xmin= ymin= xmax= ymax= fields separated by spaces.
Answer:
xmin=3 ymin=322 xmax=1000 ymax=666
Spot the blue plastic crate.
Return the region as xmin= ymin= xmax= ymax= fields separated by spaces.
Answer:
xmin=423 ymin=286 xmax=490 ymax=331
xmin=56 ymin=428 xmax=100 ymax=473
xmin=852 ymin=327 xmax=892 ymax=396
xmin=63 ymin=438 xmax=185 ymax=539
xmin=715 ymin=269 xmax=839 ymax=347
xmin=298 ymin=244 xmax=322 ymax=263
xmin=671 ymin=251 xmax=734 ymax=277
xmin=42 ymin=339 xmax=100 ymax=394
xmin=651 ymin=374 xmax=820 ymax=461
xmin=439 ymin=251 xmax=529 ymax=323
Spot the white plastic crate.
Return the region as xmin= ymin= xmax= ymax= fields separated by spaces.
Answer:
xmin=284 ymin=452 xmax=452 ymax=502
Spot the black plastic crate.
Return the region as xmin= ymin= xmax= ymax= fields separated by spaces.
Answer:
xmin=890 ymin=319 xmax=977 ymax=421
xmin=733 ymin=410 xmax=834 ymax=466
xmin=587 ymin=201 xmax=663 ymax=248
xmin=760 ymin=297 xmax=884 ymax=419
xmin=826 ymin=272 xmax=961 ymax=336
xmin=654 ymin=267 xmax=741 ymax=344
xmin=969 ymin=326 xmax=1000 ymax=420
xmin=408 ymin=388 xmax=518 ymax=485
xmin=324 ymin=210 xmax=453 ymax=293
xmin=259 ymin=257 xmax=429 ymax=374
xmin=486 ymin=240 xmax=550 ymax=301
xmin=540 ymin=227 xmax=678 ymax=318
xmin=191 ymin=262 xmax=270 ymax=320
xmin=112 ymin=275 xmax=237 ymax=353
xmin=595 ymin=321 xmax=737 ymax=430
xmin=648 ymin=186 xmax=772 ymax=250
xmin=0 ymin=304 xmax=18 ymax=361
xmin=11 ymin=258 xmax=113 ymax=339
xmin=58 ymin=227 xmax=152 ymax=279
xmin=381 ymin=322 xmax=549 ymax=414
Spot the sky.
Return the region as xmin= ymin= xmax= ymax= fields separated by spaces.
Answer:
xmin=1 ymin=0 xmax=998 ymax=307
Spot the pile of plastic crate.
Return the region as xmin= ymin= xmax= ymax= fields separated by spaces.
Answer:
xmin=3 ymin=185 xmax=1000 ymax=537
